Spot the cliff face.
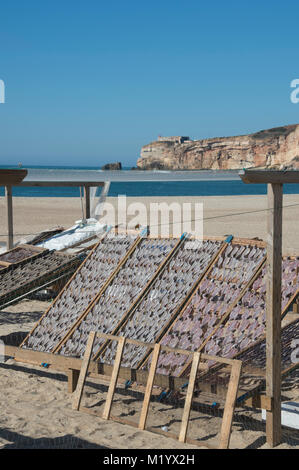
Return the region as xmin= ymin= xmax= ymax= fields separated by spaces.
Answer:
xmin=137 ymin=125 xmax=299 ymax=170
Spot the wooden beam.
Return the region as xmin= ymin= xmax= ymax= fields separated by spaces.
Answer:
xmin=84 ymin=186 xmax=90 ymax=219
xmin=139 ymin=343 xmax=161 ymax=430
xmin=5 ymin=185 xmax=13 ymax=250
xmin=179 ymin=352 xmax=201 ymax=443
xmin=239 ymin=169 xmax=299 ymax=184
xmin=244 ymin=394 xmax=273 ymax=411
xmin=9 ymin=343 xmax=254 ymax=403
xmin=0 ymin=169 xmax=27 ymax=185
xmin=102 ymin=337 xmax=126 ymax=420
xmin=219 ymin=360 xmax=242 ymax=449
xmin=19 ymin=181 xmax=105 ymax=188
xmin=266 ymin=183 xmax=283 ymax=447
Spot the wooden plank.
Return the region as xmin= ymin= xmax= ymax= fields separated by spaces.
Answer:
xmin=18 ymin=244 xmax=46 ymax=252
xmin=179 ymin=352 xmax=201 ymax=443
xmin=219 ymin=360 xmax=242 ymax=449
xmin=7 ymin=344 xmax=251 ymax=400
xmin=244 ymin=394 xmax=273 ymax=411
xmin=19 ymin=230 xmax=109 ymax=349
xmin=53 ymin=233 xmax=143 ymax=353
xmin=95 ymin=331 xmax=234 ymax=366
xmin=239 ymin=169 xmax=299 ymax=184
xmin=72 ymin=332 xmax=96 ymax=410
xmin=228 ymin=237 xmax=266 ymax=248
xmin=0 ymin=245 xmax=47 ymax=267
xmin=0 ymin=169 xmax=27 ymax=185
xmin=266 ymin=183 xmax=283 ymax=447
xmin=139 ymin=343 xmax=161 ymax=430
xmin=20 ymin=181 xmax=105 ymax=188
xmin=0 ymin=261 xmax=10 ymax=267
xmin=84 ymin=186 xmax=90 ymax=219
xmin=102 ymin=337 xmax=126 ymax=420
xmin=5 ymin=185 xmax=14 ymax=250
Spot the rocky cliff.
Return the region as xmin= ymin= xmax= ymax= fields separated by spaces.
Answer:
xmin=137 ymin=125 xmax=299 ymax=170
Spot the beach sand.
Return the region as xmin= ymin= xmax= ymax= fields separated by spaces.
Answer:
xmin=0 ymin=301 xmax=298 ymax=450
xmin=0 ymin=195 xmax=299 ymax=449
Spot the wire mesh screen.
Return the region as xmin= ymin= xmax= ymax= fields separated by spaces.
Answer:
xmin=0 ymin=251 xmax=81 ymax=310
xmin=61 ymin=237 xmax=177 ymax=358
xmin=21 ymin=231 xmax=139 ymax=352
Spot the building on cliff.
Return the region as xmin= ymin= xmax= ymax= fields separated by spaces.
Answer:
xmin=157 ymin=136 xmax=192 ymax=144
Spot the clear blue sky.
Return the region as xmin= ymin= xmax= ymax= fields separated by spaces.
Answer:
xmin=0 ymin=0 xmax=299 ymax=167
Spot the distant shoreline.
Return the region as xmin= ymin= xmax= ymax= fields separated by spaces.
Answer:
xmin=1 ymin=180 xmax=299 ymax=198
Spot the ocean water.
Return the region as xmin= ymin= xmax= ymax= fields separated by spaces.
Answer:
xmin=1 ymin=165 xmax=299 ymax=197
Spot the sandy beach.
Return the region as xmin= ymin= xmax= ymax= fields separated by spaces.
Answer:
xmin=0 ymin=195 xmax=299 ymax=450
xmin=1 ymin=194 xmax=299 ymax=253
xmin=0 ymin=301 xmax=298 ymax=450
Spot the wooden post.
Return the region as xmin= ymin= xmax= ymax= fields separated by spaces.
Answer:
xmin=139 ymin=343 xmax=161 ymax=430
xmin=5 ymin=185 xmax=13 ymax=250
xmin=84 ymin=186 xmax=90 ymax=220
xmin=266 ymin=183 xmax=283 ymax=447
xmin=102 ymin=337 xmax=126 ymax=420
xmin=219 ymin=360 xmax=242 ymax=449
xmin=179 ymin=352 xmax=201 ymax=443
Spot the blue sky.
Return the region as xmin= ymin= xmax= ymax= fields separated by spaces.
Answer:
xmin=0 ymin=0 xmax=299 ymax=167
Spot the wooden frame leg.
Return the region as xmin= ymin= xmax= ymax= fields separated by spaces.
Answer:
xmin=179 ymin=352 xmax=201 ymax=443
xmin=139 ymin=343 xmax=161 ymax=430
xmin=102 ymin=337 xmax=126 ymax=420
xmin=72 ymin=332 xmax=96 ymax=410
xmin=219 ymin=360 xmax=242 ymax=449
xmin=5 ymin=185 xmax=13 ymax=250
xmin=84 ymin=186 xmax=90 ymax=220
xmin=266 ymin=183 xmax=282 ymax=447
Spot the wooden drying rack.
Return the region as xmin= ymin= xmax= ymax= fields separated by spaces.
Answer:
xmin=8 ymin=231 xmax=298 ymax=443
xmin=91 ymin=235 xmax=226 ymax=362
xmin=0 ymin=244 xmax=47 ymax=269
xmin=72 ymin=332 xmax=243 ymax=450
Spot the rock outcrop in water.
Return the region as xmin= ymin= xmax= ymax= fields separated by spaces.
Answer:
xmin=101 ymin=162 xmax=122 ymax=170
xmin=137 ymin=125 xmax=299 ymax=170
